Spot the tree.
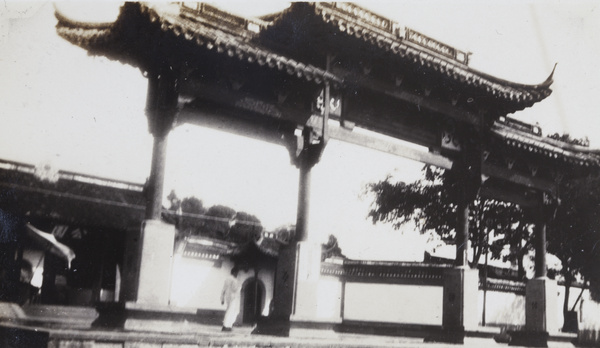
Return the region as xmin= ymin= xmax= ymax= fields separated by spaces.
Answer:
xmin=366 ymin=165 xmax=533 ymax=270
xmin=549 ymin=175 xmax=600 ymax=302
xmin=229 ymin=211 xmax=263 ymax=243
xmin=165 ymin=191 xmax=207 ymax=237
xmin=202 ymin=205 xmax=237 ymax=238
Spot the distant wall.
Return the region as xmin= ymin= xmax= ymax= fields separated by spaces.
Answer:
xmin=314 ymin=275 xmax=343 ymax=321
xmin=169 ymin=254 xmax=274 ymax=317
xmin=169 ymin=255 xmax=588 ymax=330
xmin=321 ymin=261 xmax=588 ymax=330
xmin=344 ymin=282 xmax=443 ymax=325
xmin=321 ymin=260 xmax=446 ymax=326
xmin=478 ymin=290 xmax=525 ymax=327
xmin=478 ymin=281 xmax=588 ymax=328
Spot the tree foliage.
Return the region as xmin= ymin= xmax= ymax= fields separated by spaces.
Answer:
xmin=366 ymin=165 xmax=534 ymax=271
xmin=549 ymin=175 xmax=600 ymax=300
xmin=165 ymin=191 xmax=263 ymax=242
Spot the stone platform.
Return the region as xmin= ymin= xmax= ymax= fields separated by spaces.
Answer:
xmin=0 ymin=303 xmax=579 ymax=348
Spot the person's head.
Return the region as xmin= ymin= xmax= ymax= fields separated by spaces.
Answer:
xmin=231 ymin=267 xmax=239 ymax=277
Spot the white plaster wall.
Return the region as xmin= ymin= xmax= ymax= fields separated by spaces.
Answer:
xmin=343 ymin=282 xmax=443 ymax=325
xmin=315 ymin=275 xmax=343 ymax=320
xmin=169 ymin=256 xmax=233 ymax=309
xmin=477 ymin=285 xmax=588 ymax=328
xmin=478 ymin=290 xmax=525 ymax=327
xmin=169 ymin=255 xmax=274 ymax=315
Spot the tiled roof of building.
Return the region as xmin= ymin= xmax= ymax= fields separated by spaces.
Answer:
xmin=55 ymin=2 xmax=552 ymax=113
xmin=492 ymin=117 xmax=600 ymax=167
xmin=55 ymin=3 xmax=341 ymax=85
xmin=0 ymin=159 xmax=145 ymax=229
xmin=266 ymin=2 xmax=553 ymax=110
xmin=179 ymin=229 xmax=287 ymax=260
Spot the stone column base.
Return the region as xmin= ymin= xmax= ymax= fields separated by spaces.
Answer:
xmin=506 ymin=277 xmax=558 ymax=347
xmin=291 ymin=241 xmax=323 ymax=320
xmin=120 ymin=220 xmax=175 ymax=305
xmin=436 ymin=267 xmax=478 ymax=343
xmin=526 ymin=277 xmax=558 ymax=333
xmin=255 ymin=242 xmax=341 ymax=337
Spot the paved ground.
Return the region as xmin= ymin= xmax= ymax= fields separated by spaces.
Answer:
xmin=189 ymin=325 xmax=578 ymax=348
xmin=0 ymin=303 xmax=581 ymax=347
xmin=1 ymin=320 xmax=581 ymax=348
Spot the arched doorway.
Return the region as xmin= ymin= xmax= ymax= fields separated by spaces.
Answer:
xmin=241 ymin=277 xmax=265 ymax=324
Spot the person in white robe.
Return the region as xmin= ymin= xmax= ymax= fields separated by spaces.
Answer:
xmin=220 ymin=267 xmax=240 ymax=331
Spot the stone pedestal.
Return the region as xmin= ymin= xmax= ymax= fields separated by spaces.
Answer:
xmin=432 ymin=267 xmax=479 ymax=343
xmin=509 ymin=277 xmax=558 ymax=347
xmin=120 ymin=220 xmax=175 ymax=305
xmin=257 ymin=242 xmax=340 ymax=337
xmin=291 ymin=241 xmax=322 ymax=321
xmin=526 ymin=277 xmax=558 ymax=334
xmin=289 ymin=242 xmax=340 ymax=337
xmin=95 ymin=220 xmax=176 ymax=330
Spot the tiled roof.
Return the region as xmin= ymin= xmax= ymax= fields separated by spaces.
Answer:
xmin=269 ymin=2 xmax=553 ymax=110
xmin=179 ymin=230 xmax=287 ymax=260
xmin=55 ymin=3 xmax=341 ymax=85
xmin=0 ymin=159 xmax=145 ymax=229
xmin=56 ymin=3 xmax=551 ymax=110
xmin=180 ymin=237 xmax=243 ymax=260
xmin=492 ymin=120 xmax=600 ymax=166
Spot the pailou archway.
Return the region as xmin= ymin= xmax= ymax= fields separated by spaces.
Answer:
xmin=54 ymin=2 xmax=600 ymax=344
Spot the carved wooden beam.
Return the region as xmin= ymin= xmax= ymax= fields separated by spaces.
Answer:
xmin=330 ymin=65 xmax=481 ymax=126
xmin=306 ymin=117 xmax=453 ymax=169
xmin=179 ymin=78 xmax=313 ymax=126
xmin=481 ymin=163 xmax=557 ymax=195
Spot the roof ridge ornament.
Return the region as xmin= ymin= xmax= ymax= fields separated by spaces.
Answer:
xmin=540 ymin=62 xmax=558 ymax=88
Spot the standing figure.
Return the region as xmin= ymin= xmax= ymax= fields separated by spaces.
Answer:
xmin=220 ymin=267 xmax=240 ymax=331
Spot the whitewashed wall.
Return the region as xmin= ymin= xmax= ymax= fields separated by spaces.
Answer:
xmin=343 ymin=282 xmax=443 ymax=325
xmin=478 ymin=284 xmax=588 ymax=328
xmin=314 ymin=275 xmax=343 ymax=321
xmin=169 ymin=254 xmax=274 ymax=316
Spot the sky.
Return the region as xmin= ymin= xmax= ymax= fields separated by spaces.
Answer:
xmin=1 ymin=1 xmax=600 ymax=261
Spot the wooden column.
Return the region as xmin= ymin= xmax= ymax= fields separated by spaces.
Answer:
xmin=455 ymin=177 xmax=470 ymax=267
xmin=118 ymin=67 xmax=179 ymax=310
xmin=534 ymin=203 xmax=547 ymax=278
xmin=295 ymin=130 xmax=322 ymax=242
xmin=439 ymin=144 xmax=481 ymax=343
xmin=144 ymin=69 xmax=179 ymax=220
xmin=146 ymin=134 xmax=169 ymax=220
xmin=512 ymin=192 xmax=558 ymax=346
xmin=266 ymin=127 xmax=326 ymax=335
xmin=295 ymin=161 xmax=312 ymax=242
